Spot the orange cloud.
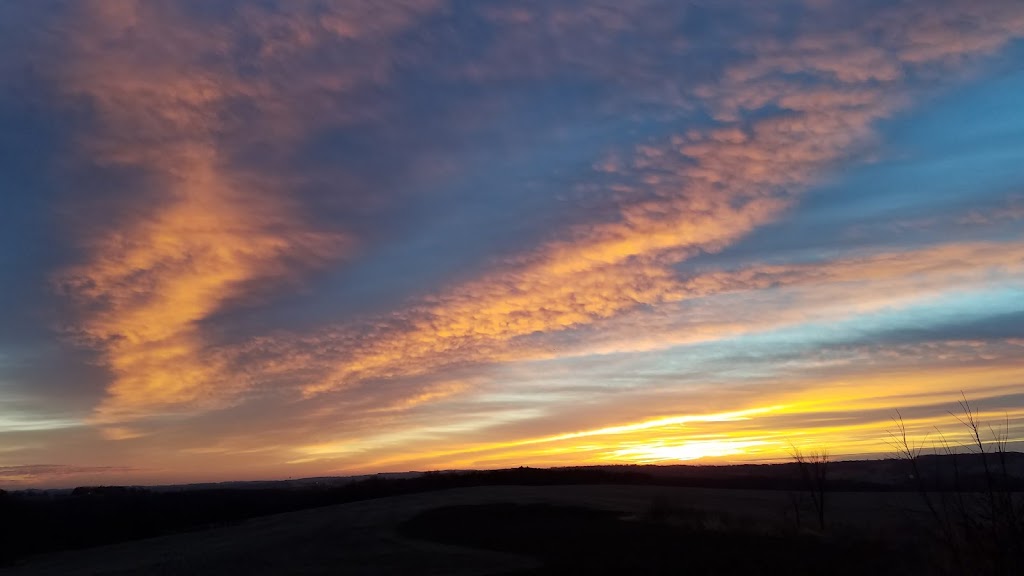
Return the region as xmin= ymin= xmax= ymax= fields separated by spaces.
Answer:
xmin=260 ymin=234 xmax=1024 ymax=472
xmin=294 ymin=0 xmax=1024 ymax=400
xmin=0 ymin=465 xmax=140 ymax=488
xmin=536 ymin=240 xmax=1024 ymax=360
xmin=54 ymin=1 xmax=446 ymax=423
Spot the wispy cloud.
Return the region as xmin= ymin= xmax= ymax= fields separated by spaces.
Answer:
xmin=0 ymin=464 xmax=139 ymax=487
xmin=50 ymin=0 xmax=454 ymax=422
xmin=264 ymin=0 xmax=1024 ymax=404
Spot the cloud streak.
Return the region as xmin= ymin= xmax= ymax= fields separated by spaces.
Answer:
xmin=51 ymin=0 xmax=456 ymax=422
xmin=278 ymin=0 xmax=1024 ymax=402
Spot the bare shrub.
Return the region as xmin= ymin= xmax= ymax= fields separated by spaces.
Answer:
xmin=890 ymin=394 xmax=1023 ymax=575
xmin=790 ymin=444 xmax=830 ymax=531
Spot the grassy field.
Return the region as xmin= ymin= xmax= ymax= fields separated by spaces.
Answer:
xmin=1 ymin=484 xmax=939 ymax=575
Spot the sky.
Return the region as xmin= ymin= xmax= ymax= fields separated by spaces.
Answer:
xmin=1 ymin=0 xmax=1024 ymax=488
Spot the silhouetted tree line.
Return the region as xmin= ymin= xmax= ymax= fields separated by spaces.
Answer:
xmin=1 ymin=459 xmax=1021 ymax=565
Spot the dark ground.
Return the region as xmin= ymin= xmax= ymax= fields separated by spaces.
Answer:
xmin=2 ymin=456 xmax=1022 ymax=574
xmin=399 ymin=502 xmax=916 ymax=576
xmin=0 ymin=484 xmax=950 ymax=575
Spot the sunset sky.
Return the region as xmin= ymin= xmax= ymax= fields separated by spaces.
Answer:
xmin=2 ymin=0 xmax=1024 ymax=488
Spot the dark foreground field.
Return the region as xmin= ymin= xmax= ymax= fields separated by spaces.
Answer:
xmin=399 ymin=501 xmax=915 ymax=576
xmin=2 ymin=457 xmax=1022 ymax=575
xmin=0 ymin=484 xmax=958 ymax=575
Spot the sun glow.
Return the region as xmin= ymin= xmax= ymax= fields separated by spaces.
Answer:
xmin=612 ymin=439 xmax=775 ymax=463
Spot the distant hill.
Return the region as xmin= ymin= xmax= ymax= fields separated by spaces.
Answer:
xmin=579 ymin=451 xmax=1024 ymax=490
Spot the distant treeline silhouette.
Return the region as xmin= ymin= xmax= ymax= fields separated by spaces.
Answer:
xmin=2 ymin=456 xmax=1022 ymax=565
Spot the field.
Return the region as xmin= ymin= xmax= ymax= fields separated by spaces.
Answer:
xmin=3 ymin=455 xmax=1022 ymax=575
xmin=1 ymin=484 xmax=937 ymax=575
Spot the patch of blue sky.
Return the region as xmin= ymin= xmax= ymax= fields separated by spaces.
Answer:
xmin=526 ymin=285 xmax=1024 ymax=387
xmin=729 ymin=286 xmax=1024 ymax=351
xmin=685 ymin=62 xmax=1024 ymax=271
xmin=810 ymin=53 xmax=1024 ymax=222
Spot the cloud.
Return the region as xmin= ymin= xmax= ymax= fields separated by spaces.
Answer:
xmin=959 ymin=195 xmax=1024 ymax=226
xmin=203 ymin=237 xmax=1024 ymax=472
xmin=16 ymin=0 xmax=1022 ymax=478
xmin=539 ymin=240 xmax=1024 ymax=358
xmin=884 ymin=0 xmax=1024 ymax=64
xmin=283 ymin=0 xmax=1024 ymax=403
xmin=306 ymin=387 xmax=1024 ymax=472
xmin=0 ymin=464 xmax=139 ymax=486
xmin=51 ymin=0 xmax=455 ymax=422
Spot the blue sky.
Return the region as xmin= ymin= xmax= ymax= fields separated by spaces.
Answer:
xmin=1 ymin=0 xmax=1023 ymax=487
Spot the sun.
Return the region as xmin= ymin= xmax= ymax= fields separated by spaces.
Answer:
xmin=611 ymin=439 xmax=772 ymax=463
